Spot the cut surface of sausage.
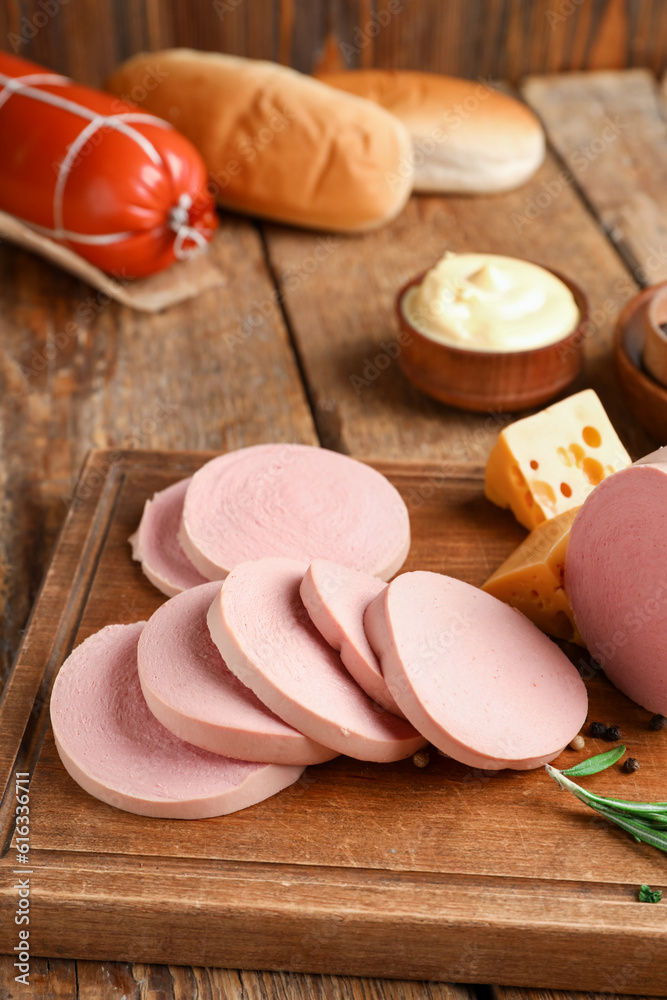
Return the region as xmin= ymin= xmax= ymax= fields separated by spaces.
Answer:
xmin=179 ymin=444 xmax=410 ymax=581
xmin=566 ymin=459 xmax=667 ymax=714
xmin=364 ymin=571 xmax=588 ymax=770
xmin=130 ymin=478 xmax=208 ymax=597
xmin=208 ymin=558 xmax=426 ymax=762
xmin=50 ymin=621 xmax=304 ymax=818
xmin=138 ymin=582 xmax=336 ymax=764
xmin=300 ymin=559 xmax=403 ymax=716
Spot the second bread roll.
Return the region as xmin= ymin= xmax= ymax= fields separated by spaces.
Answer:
xmin=106 ymin=50 xmax=414 ymax=232
xmin=315 ymin=70 xmax=545 ymax=194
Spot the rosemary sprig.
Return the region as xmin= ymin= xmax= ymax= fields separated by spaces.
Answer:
xmin=546 ymin=759 xmax=667 ymax=854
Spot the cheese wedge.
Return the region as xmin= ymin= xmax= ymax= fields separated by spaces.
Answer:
xmin=482 ymin=508 xmax=583 ymax=645
xmin=485 ymin=389 xmax=631 ymax=529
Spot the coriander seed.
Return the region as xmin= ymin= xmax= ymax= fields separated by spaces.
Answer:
xmin=623 ymin=757 xmax=640 ymax=774
xmin=412 ymin=750 xmax=430 ymax=768
xmin=570 ymin=734 xmax=585 ymax=751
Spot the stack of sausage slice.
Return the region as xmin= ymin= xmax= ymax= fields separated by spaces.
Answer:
xmin=51 ymin=444 xmax=588 ymax=820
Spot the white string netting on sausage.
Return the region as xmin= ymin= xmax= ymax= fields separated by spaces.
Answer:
xmin=0 ymin=70 xmax=210 ymax=260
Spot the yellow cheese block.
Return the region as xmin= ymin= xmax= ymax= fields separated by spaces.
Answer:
xmin=482 ymin=507 xmax=584 ymax=645
xmin=484 ymin=389 xmax=631 ymax=529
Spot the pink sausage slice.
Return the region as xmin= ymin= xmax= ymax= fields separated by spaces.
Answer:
xmin=300 ymin=559 xmax=404 ymax=717
xmin=130 ymin=478 xmax=208 ymax=597
xmin=566 ymin=457 xmax=667 ymax=714
xmin=179 ymin=444 xmax=410 ymax=581
xmin=207 ymin=558 xmax=426 ymax=762
xmin=50 ymin=622 xmax=304 ymax=818
xmin=137 ymin=581 xmax=336 ymax=765
xmin=364 ymin=571 xmax=588 ymax=770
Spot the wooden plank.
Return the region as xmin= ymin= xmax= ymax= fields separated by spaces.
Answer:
xmin=2 ymin=449 xmax=667 ymax=991
xmin=0 ymin=958 xmax=476 ymax=1000
xmin=523 ymin=68 xmax=667 ymax=286
xmin=370 ymin=0 xmax=652 ymax=80
xmin=235 ymin=972 xmax=474 ymax=1000
xmin=76 ymin=959 xmax=144 ymax=999
xmin=494 ymin=989 xmax=656 ymax=1000
xmin=162 ymin=969 xmax=475 ymax=1000
xmin=262 ymin=156 xmax=652 ymax=466
xmin=6 ymin=846 xmax=667 ymax=988
xmin=0 ymin=0 xmax=278 ymax=88
xmin=6 ymin=0 xmax=667 ymax=86
xmin=0 ymin=956 xmax=78 ymax=997
xmin=0 ymin=218 xmax=316 ymax=693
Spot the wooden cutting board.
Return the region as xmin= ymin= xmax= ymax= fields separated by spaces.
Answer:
xmin=1 ymin=449 xmax=666 ymax=993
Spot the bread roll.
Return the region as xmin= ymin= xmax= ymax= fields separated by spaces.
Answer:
xmin=315 ymin=70 xmax=545 ymax=194
xmin=106 ymin=50 xmax=414 ymax=232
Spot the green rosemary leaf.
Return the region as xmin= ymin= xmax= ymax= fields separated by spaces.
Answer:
xmin=545 ymin=766 xmax=602 ymax=804
xmin=639 ymin=814 xmax=667 ymax=829
xmin=546 ymin=764 xmax=667 ymax=854
xmin=579 ymin=791 xmax=667 ymax=819
xmin=639 ymin=884 xmax=662 ymax=903
xmin=546 ymin=766 xmax=667 ymax=818
xmin=561 ymin=744 xmax=626 ymax=777
xmin=593 ymin=805 xmax=667 ymax=853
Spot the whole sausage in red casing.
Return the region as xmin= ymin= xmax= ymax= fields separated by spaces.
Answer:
xmin=0 ymin=52 xmax=217 ymax=278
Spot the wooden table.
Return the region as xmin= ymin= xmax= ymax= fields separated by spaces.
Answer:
xmin=0 ymin=69 xmax=664 ymax=998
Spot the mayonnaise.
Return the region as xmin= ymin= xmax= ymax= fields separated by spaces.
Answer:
xmin=401 ymin=252 xmax=579 ymax=352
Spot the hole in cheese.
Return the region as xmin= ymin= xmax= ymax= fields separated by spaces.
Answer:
xmin=568 ymin=443 xmax=585 ymax=464
xmin=530 ymin=460 xmax=539 ymax=470
xmin=532 ymin=481 xmax=557 ymax=513
xmin=582 ymin=456 xmax=604 ymax=486
xmin=553 ymin=611 xmax=575 ymax=641
xmin=511 ymin=465 xmax=526 ymax=488
xmin=582 ymin=425 xmax=602 ymax=448
xmin=557 ymin=447 xmax=573 ymax=467
xmin=560 ymin=482 xmax=572 ymax=498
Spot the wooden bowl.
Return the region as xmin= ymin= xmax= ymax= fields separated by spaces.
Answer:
xmin=643 ymin=284 xmax=667 ymax=388
xmin=395 ymin=267 xmax=588 ymax=412
xmin=615 ymin=286 xmax=667 ymax=441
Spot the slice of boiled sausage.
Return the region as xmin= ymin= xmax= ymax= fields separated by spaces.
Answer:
xmin=208 ymin=558 xmax=426 ymax=762
xmin=130 ymin=478 xmax=208 ymax=597
xmin=364 ymin=571 xmax=588 ymax=770
xmin=138 ymin=581 xmax=336 ymax=765
xmin=179 ymin=444 xmax=410 ymax=581
xmin=50 ymin=621 xmax=304 ymax=818
xmin=566 ymin=455 xmax=667 ymax=714
xmin=300 ymin=559 xmax=403 ymax=717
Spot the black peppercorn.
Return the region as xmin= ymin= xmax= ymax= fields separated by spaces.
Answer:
xmin=623 ymin=757 xmax=640 ymax=773
xmin=604 ymin=725 xmax=622 ymax=742
xmin=589 ymin=722 xmax=607 ymax=738
xmin=649 ymin=714 xmax=667 ymax=731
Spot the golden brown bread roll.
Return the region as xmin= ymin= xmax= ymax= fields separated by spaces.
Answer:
xmin=106 ymin=50 xmax=414 ymax=232
xmin=315 ymin=70 xmax=545 ymax=194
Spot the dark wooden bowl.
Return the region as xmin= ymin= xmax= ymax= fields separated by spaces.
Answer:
xmin=643 ymin=283 xmax=667 ymax=388
xmin=395 ymin=266 xmax=588 ymax=413
xmin=615 ymin=285 xmax=667 ymax=442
